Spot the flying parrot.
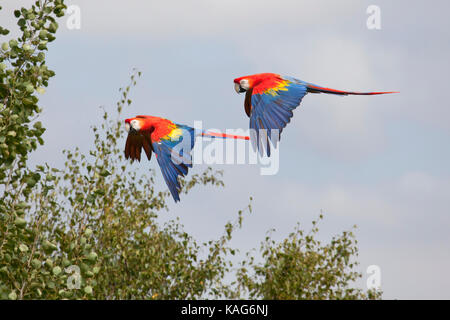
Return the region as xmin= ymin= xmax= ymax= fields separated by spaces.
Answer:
xmin=124 ymin=115 xmax=249 ymax=202
xmin=234 ymin=73 xmax=397 ymax=156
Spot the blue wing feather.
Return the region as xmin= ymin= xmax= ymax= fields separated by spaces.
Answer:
xmin=249 ymin=76 xmax=308 ymax=156
xmin=152 ymin=125 xmax=195 ymax=202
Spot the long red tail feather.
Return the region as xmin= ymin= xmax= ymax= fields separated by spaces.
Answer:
xmin=201 ymin=131 xmax=249 ymax=140
xmin=307 ymin=84 xmax=398 ymax=96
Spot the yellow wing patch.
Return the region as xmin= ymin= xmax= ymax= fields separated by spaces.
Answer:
xmin=167 ymin=127 xmax=183 ymax=140
xmin=263 ymin=80 xmax=290 ymax=96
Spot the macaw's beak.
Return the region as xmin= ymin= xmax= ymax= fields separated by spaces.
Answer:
xmin=234 ymin=83 xmax=246 ymax=94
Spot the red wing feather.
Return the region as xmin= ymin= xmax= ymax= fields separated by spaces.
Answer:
xmin=244 ymin=88 xmax=253 ymax=117
xmin=141 ymin=134 xmax=153 ymax=161
xmin=125 ymin=132 xmax=153 ymax=162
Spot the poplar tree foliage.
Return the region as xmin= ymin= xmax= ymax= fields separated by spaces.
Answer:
xmin=236 ymin=216 xmax=381 ymax=300
xmin=0 ymin=1 xmax=380 ymax=300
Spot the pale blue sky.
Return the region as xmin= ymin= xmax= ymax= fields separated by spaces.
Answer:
xmin=2 ymin=0 xmax=449 ymax=299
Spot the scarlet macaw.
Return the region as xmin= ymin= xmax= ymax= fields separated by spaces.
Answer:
xmin=234 ymin=73 xmax=397 ymax=156
xmin=124 ymin=115 xmax=249 ymax=202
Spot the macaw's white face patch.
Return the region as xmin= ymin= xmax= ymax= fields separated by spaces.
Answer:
xmin=125 ymin=122 xmax=130 ymax=132
xmin=130 ymin=119 xmax=141 ymax=131
xmin=240 ymin=79 xmax=249 ymax=90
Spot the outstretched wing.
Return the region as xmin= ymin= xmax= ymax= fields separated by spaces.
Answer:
xmin=152 ymin=124 xmax=195 ymax=202
xmin=248 ymin=75 xmax=308 ymax=156
xmin=124 ymin=131 xmax=152 ymax=162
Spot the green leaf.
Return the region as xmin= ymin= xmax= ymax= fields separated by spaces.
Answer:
xmin=84 ymin=286 xmax=93 ymax=295
xmin=8 ymin=291 xmax=17 ymax=300
xmin=48 ymin=22 xmax=58 ymax=33
xmin=86 ymin=251 xmax=98 ymax=263
xmin=42 ymin=240 xmax=57 ymax=252
xmin=85 ymin=228 xmax=93 ymax=236
xmin=9 ymin=39 xmax=18 ymax=48
xmin=14 ymin=217 xmax=27 ymax=228
xmin=52 ymin=266 xmax=62 ymax=276
xmin=31 ymin=259 xmax=41 ymax=269
xmin=39 ymin=30 xmax=48 ymax=40
xmin=99 ymin=169 xmax=111 ymax=177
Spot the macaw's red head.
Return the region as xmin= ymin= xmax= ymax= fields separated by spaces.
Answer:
xmin=124 ymin=117 xmax=145 ymax=133
xmin=125 ymin=115 xmax=160 ymax=134
xmin=234 ymin=76 xmax=252 ymax=93
xmin=233 ymin=73 xmax=279 ymax=94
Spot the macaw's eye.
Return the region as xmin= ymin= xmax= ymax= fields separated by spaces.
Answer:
xmin=125 ymin=123 xmax=130 ymax=132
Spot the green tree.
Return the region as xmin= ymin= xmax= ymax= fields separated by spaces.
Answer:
xmin=0 ymin=1 xmax=381 ymax=300
xmin=0 ymin=0 xmax=67 ymax=300
xmin=236 ymin=215 xmax=381 ymax=299
xmin=0 ymin=1 xmax=241 ymax=300
xmin=27 ymin=70 xmax=245 ymax=299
